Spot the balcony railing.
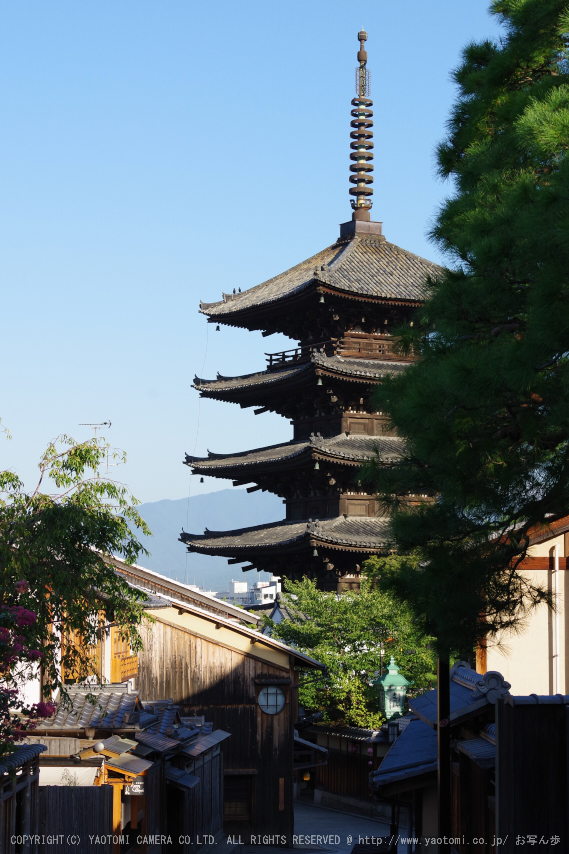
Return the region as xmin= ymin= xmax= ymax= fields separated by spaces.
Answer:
xmin=265 ymin=334 xmax=416 ymax=369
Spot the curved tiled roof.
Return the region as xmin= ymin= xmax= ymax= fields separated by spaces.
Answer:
xmin=200 ymin=235 xmax=441 ymax=318
xmin=187 ymin=434 xmax=403 ymax=472
xmin=0 ymin=744 xmax=47 ymax=775
xmin=181 ymin=515 xmax=390 ymax=553
xmin=313 ymin=353 xmax=408 ymax=379
xmin=193 ymin=354 xmax=407 ymax=396
xmin=194 ymin=362 xmax=311 ymax=393
xmin=39 ymin=687 xmax=152 ymax=732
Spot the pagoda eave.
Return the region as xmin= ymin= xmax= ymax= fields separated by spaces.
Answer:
xmin=203 ymin=283 xmax=421 ymax=332
xmin=199 ymin=234 xmax=441 ymax=338
xmin=193 ymin=355 xmax=406 ymax=410
xmin=180 ymin=516 xmax=389 ymax=558
xmin=185 ymin=435 xmax=402 ymax=482
xmin=318 ymin=282 xmax=422 ymax=309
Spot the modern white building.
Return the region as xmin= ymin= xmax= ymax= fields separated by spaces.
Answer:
xmin=215 ymin=577 xmax=282 ymax=607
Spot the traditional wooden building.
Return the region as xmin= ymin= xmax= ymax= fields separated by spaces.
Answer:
xmin=181 ymin=31 xmax=440 ymax=591
xmin=370 ymin=663 xmax=512 ymax=852
xmin=137 ymin=591 xmax=326 ymax=845
xmin=27 ymin=685 xmax=230 ymax=854
xmin=371 ymin=664 xmax=569 ymax=853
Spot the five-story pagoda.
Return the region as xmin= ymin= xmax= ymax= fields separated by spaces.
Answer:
xmin=181 ymin=31 xmax=440 ymax=591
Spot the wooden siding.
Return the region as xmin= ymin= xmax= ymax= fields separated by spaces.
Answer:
xmin=496 ymin=699 xmax=569 ymax=850
xmin=1 ymin=759 xmax=41 ymax=854
xmin=138 ymin=617 xmax=295 ymax=844
xmin=37 ymin=786 xmax=113 ymax=853
xmin=315 ymin=751 xmax=373 ymax=802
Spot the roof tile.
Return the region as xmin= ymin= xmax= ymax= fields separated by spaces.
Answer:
xmin=201 ymin=236 xmax=440 ymax=318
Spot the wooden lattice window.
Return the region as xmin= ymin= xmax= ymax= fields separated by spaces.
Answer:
xmin=110 ymin=626 xmax=138 ymax=682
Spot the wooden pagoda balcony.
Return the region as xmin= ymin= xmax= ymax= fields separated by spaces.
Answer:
xmin=265 ymin=333 xmax=415 ymax=369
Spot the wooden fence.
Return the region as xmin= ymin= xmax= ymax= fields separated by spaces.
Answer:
xmin=38 ymin=786 xmax=113 ymax=854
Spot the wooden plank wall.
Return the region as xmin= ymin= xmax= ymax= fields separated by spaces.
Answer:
xmin=138 ymin=619 xmax=294 ymax=843
xmin=143 ymin=760 xmax=163 ymax=841
xmin=316 ymin=751 xmax=372 ymax=801
xmin=1 ymin=760 xmax=41 ymax=854
xmin=496 ymin=699 xmax=569 ymax=851
xmin=37 ymin=786 xmax=112 ymax=854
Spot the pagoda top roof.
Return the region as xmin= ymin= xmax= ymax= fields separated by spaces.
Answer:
xmin=186 ymin=433 xmax=402 ymax=473
xmin=200 ymin=231 xmax=441 ymax=322
xmin=181 ymin=516 xmax=389 ymax=555
xmin=194 ymin=353 xmax=407 ymax=397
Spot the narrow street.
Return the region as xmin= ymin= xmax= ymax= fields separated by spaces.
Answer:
xmin=237 ymin=803 xmax=408 ymax=854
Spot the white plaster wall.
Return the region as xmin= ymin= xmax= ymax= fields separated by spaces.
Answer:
xmin=18 ymin=668 xmax=42 ymax=707
xmin=486 ymin=536 xmax=567 ymax=695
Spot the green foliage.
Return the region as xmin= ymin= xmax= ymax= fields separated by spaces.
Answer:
xmin=0 ymin=433 xmax=151 ymax=713
xmin=362 ymin=0 xmax=569 ymax=654
xmin=264 ymin=577 xmax=436 ymax=728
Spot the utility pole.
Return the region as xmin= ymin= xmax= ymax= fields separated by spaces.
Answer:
xmin=437 ymin=655 xmax=451 ymax=852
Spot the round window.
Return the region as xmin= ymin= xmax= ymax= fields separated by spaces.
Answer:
xmin=257 ymin=685 xmax=286 ymax=715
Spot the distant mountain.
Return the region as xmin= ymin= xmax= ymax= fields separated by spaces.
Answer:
xmin=133 ymin=489 xmax=284 ymax=592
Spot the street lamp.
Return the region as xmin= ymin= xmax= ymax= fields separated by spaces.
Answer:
xmin=374 ymin=656 xmax=411 ymax=719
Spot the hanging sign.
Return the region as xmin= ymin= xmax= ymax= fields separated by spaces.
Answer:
xmin=125 ymin=778 xmax=145 ymax=796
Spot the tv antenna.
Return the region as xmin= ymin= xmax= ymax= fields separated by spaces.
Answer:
xmin=79 ymin=421 xmax=118 ymax=473
xmin=79 ymin=421 xmax=112 ymax=438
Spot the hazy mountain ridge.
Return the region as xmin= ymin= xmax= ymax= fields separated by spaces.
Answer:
xmin=134 ymin=489 xmax=284 ymax=591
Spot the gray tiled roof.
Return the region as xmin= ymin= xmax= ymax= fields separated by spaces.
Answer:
xmin=409 ymin=664 xmax=511 ymax=727
xmin=166 ymin=767 xmax=201 ymax=789
xmin=313 ymin=353 xmax=408 ymax=378
xmin=187 ymin=434 xmax=402 ymax=473
xmin=193 ymin=354 xmax=406 ymax=396
xmin=0 ymin=744 xmax=47 ymax=775
xmin=135 ymin=731 xmax=181 ymax=753
xmin=105 ymin=753 xmax=153 ymax=775
xmin=309 ymin=724 xmax=387 ymax=743
xmin=181 ymin=730 xmax=231 ymax=757
xmin=200 ymin=236 xmax=441 ymax=318
xmin=370 ymin=717 xmax=437 ymax=789
xmin=100 ymin=735 xmax=138 ymax=754
xmin=39 ymin=687 xmax=154 ymax=732
xmin=143 ymin=707 xmax=197 ymax=742
xmin=455 ymin=736 xmax=495 ymax=768
xmin=181 ymin=515 xmax=390 ymax=553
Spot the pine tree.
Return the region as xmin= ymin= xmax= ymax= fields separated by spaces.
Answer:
xmin=363 ymin=0 xmax=569 ymax=654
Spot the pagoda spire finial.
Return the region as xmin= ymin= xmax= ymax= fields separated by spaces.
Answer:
xmin=349 ymin=29 xmax=374 ymax=222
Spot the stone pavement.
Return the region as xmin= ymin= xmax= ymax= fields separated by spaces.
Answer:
xmin=236 ymin=802 xmax=410 ymax=854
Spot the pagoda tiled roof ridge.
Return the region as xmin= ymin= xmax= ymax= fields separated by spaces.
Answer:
xmin=193 ymin=353 xmax=407 ymax=396
xmin=313 ymin=353 xmax=408 ymax=378
xmin=185 ymin=433 xmax=403 ymax=471
xmin=199 ymin=234 xmax=441 ymax=320
xmin=180 ymin=515 xmax=390 ymax=553
xmin=193 ymin=362 xmax=309 ymax=390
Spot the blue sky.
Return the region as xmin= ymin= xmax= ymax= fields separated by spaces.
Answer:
xmin=2 ymin=1 xmax=501 ymax=503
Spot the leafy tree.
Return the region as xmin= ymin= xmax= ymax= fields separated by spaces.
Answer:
xmin=264 ymin=577 xmax=436 ymax=728
xmin=0 ymin=432 xmax=150 ymax=754
xmin=362 ymin=0 xmax=569 ymax=654
xmin=0 ymin=583 xmax=57 ymax=757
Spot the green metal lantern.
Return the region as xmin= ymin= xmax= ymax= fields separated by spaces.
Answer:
xmin=374 ymin=656 xmax=411 ymax=720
